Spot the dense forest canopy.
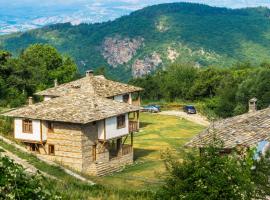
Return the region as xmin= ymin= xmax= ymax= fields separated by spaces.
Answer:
xmin=1 ymin=3 xmax=270 ymax=80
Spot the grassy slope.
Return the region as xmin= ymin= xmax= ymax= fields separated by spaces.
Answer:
xmin=91 ymin=113 xmax=204 ymax=191
xmin=1 ymin=3 xmax=270 ymax=80
xmin=0 ymin=113 xmax=204 ymax=199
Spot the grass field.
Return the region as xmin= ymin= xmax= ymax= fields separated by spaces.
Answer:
xmin=0 ymin=112 xmax=204 ymax=199
xmin=92 ymin=113 xmax=205 ymax=191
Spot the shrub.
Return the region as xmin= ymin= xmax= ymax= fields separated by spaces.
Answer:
xmin=0 ymin=153 xmax=60 ymax=200
xmin=157 ymin=143 xmax=270 ymax=200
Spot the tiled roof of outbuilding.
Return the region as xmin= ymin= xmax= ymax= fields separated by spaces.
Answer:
xmin=186 ymin=107 xmax=270 ymax=149
xmin=35 ymin=75 xmax=143 ymax=97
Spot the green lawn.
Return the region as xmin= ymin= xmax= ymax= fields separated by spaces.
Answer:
xmin=93 ymin=113 xmax=205 ymax=191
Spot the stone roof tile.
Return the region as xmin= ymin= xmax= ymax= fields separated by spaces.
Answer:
xmin=3 ymin=92 xmax=140 ymax=124
xmin=35 ymin=75 xmax=143 ymax=97
xmin=186 ymin=107 xmax=270 ymax=148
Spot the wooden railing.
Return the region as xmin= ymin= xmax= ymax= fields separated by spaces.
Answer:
xmin=132 ymin=99 xmax=140 ymax=106
xmin=129 ymin=121 xmax=138 ymax=133
xmin=122 ymin=145 xmax=133 ymax=156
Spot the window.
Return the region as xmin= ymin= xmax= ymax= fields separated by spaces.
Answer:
xmin=47 ymin=122 xmax=54 ymax=133
xmin=22 ymin=119 xmax=32 ymax=133
xmin=30 ymin=144 xmax=39 ymax=152
xmin=123 ymin=94 xmax=129 ymax=103
xmin=48 ymin=144 xmax=55 ymax=155
xmin=117 ymin=115 xmax=126 ymax=129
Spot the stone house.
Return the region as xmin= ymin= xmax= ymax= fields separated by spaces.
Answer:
xmin=3 ymin=71 xmax=143 ymax=176
xmin=186 ymin=98 xmax=270 ymax=155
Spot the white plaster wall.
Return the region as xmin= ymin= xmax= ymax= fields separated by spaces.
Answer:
xmin=128 ymin=93 xmax=132 ymax=104
xmin=114 ymin=95 xmax=123 ymax=102
xmin=105 ymin=114 xmax=129 ymax=140
xmin=42 ymin=121 xmax=48 ymax=141
xmin=114 ymin=94 xmax=132 ymax=104
xmin=98 ymin=120 xmax=105 ymax=140
xmin=14 ymin=118 xmax=45 ymax=142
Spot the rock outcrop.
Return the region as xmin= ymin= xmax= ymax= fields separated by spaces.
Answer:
xmin=132 ymin=52 xmax=162 ymax=78
xmin=102 ymin=36 xmax=144 ymax=68
xmin=167 ymin=47 xmax=179 ymax=62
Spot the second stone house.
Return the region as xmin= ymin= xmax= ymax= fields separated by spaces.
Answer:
xmin=3 ymin=71 xmax=143 ymax=176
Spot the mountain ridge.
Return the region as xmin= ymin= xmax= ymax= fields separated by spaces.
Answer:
xmin=1 ymin=2 xmax=270 ymax=81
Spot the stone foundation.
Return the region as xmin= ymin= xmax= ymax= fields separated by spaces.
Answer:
xmin=85 ymin=150 xmax=133 ymax=176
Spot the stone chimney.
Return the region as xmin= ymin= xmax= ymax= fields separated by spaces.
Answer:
xmin=54 ymin=79 xmax=58 ymax=87
xmin=86 ymin=70 xmax=94 ymax=77
xmin=28 ymin=97 xmax=33 ymax=105
xmin=249 ymin=97 xmax=257 ymax=112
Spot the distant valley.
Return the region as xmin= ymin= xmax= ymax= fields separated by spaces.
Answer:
xmin=1 ymin=3 xmax=270 ymax=80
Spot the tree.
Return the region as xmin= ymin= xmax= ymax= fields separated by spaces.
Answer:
xmin=157 ymin=142 xmax=270 ymax=200
xmin=0 ymin=44 xmax=78 ymax=107
xmin=19 ymin=44 xmax=78 ymax=90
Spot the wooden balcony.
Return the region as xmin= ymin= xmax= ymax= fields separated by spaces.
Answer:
xmin=109 ymin=144 xmax=133 ymax=160
xmin=129 ymin=121 xmax=138 ymax=133
xmin=132 ymin=100 xmax=141 ymax=106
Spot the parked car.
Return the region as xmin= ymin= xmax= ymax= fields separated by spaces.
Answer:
xmin=183 ymin=105 xmax=197 ymax=114
xmin=148 ymin=104 xmax=161 ymax=110
xmin=142 ymin=105 xmax=161 ymax=113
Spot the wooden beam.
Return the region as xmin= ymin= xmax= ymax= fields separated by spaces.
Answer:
xmin=131 ymin=132 xmax=133 ymax=147
xmin=122 ymin=135 xmax=128 ymax=145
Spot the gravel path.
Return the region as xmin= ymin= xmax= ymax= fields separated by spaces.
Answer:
xmin=159 ymin=110 xmax=210 ymax=126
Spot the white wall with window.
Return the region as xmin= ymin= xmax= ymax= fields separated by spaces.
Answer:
xmin=98 ymin=113 xmax=129 ymax=140
xmin=113 ymin=93 xmax=132 ymax=104
xmin=14 ymin=118 xmax=46 ymax=142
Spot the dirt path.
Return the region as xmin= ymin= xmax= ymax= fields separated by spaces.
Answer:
xmin=159 ymin=110 xmax=210 ymax=126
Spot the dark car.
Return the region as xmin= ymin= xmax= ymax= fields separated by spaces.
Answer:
xmin=183 ymin=105 xmax=197 ymax=114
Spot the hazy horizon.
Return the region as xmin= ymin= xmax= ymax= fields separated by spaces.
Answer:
xmin=0 ymin=0 xmax=270 ymax=35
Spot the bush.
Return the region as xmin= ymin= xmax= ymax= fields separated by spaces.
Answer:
xmin=0 ymin=153 xmax=60 ymax=199
xmin=156 ymin=142 xmax=270 ymax=200
xmin=0 ymin=116 xmax=13 ymax=135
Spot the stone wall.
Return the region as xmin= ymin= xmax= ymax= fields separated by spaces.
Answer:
xmin=81 ymin=122 xmax=98 ymax=171
xmin=39 ymin=122 xmax=84 ymax=171
xmin=95 ymin=150 xmax=133 ymax=176
xmin=28 ymin=120 xmax=133 ymax=176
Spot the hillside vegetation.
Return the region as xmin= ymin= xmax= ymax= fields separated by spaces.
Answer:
xmin=1 ymin=3 xmax=270 ymax=80
xmin=130 ymin=62 xmax=270 ymax=118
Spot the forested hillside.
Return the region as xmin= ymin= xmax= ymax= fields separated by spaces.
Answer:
xmin=130 ymin=62 xmax=270 ymax=118
xmin=1 ymin=3 xmax=270 ymax=80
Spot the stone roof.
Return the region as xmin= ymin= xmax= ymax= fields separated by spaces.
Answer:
xmin=3 ymin=92 xmax=141 ymax=124
xmin=35 ymin=75 xmax=143 ymax=98
xmin=186 ymin=107 xmax=270 ymax=149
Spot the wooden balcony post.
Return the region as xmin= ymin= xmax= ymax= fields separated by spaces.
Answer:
xmin=137 ymin=111 xmax=140 ymax=129
xmin=131 ymin=132 xmax=133 ymax=147
xmin=138 ymin=92 xmax=141 ymax=106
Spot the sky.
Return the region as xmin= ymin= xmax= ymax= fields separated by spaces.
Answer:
xmin=1 ymin=0 xmax=270 ymax=8
xmin=1 ymin=0 xmax=270 ymax=34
